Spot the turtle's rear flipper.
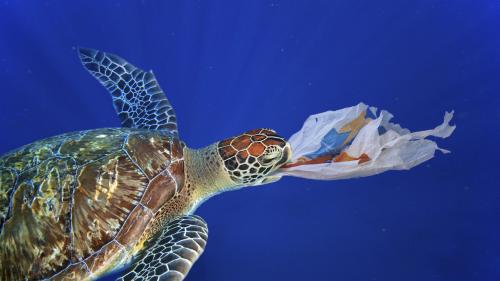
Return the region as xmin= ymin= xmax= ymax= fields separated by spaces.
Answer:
xmin=78 ymin=48 xmax=179 ymax=136
xmin=117 ymin=215 xmax=208 ymax=281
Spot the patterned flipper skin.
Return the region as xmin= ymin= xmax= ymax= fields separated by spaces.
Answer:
xmin=117 ymin=215 xmax=208 ymax=281
xmin=78 ymin=48 xmax=178 ymax=135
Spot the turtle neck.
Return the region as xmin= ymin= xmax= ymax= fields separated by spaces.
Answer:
xmin=183 ymin=143 xmax=238 ymax=212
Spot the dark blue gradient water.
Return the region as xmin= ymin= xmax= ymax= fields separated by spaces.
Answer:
xmin=0 ymin=1 xmax=498 ymax=281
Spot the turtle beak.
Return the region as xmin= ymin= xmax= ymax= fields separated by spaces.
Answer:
xmin=276 ymin=143 xmax=292 ymax=167
xmin=254 ymin=143 xmax=291 ymax=186
xmin=260 ymin=175 xmax=282 ymax=185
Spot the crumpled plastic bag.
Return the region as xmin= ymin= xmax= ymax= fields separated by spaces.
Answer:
xmin=274 ymin=103 xmax=455 ymax=180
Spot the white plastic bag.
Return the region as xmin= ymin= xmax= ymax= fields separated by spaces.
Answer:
xmin=275 ymin=103 xmax=455 ymax=180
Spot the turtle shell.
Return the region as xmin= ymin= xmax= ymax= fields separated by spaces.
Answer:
xmin=0 ymin=128 xmax=184 ymax=280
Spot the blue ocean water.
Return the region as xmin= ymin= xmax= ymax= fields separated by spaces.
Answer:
xmin=0 ymin=1 xmax=498 ymax=281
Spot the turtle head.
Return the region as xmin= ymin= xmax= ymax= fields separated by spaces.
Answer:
xmin=217 ymin=129 xmax=291 ymax=186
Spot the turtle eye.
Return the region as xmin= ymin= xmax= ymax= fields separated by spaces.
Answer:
xmin=258 ymin=146 xmax=282 ymax=166
xmin=260 ymin=156 xmax=275 ymax=165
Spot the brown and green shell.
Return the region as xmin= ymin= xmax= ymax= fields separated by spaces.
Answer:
xmin=0 ymin=128 xmax=185 ymax=280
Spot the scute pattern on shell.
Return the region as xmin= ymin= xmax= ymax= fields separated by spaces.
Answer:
xmin=0 ymin=128 xmax=184 ymax=280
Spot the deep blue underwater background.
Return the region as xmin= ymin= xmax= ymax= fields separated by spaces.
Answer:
xmin=0 ymin=1 xmax=499 ymax=281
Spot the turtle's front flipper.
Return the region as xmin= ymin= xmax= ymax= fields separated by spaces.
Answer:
xmin=78 ymin=48 xmax=178 ymax=136
xmin=117 ymin=215 xmax=208 ymax=281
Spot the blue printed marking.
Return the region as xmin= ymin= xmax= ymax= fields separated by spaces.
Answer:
xmin=304 ymin=128 xmax=349 ymax=159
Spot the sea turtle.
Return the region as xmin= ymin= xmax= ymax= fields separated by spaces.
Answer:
xmin=0 ymin=48 xmax=291 ymax=281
